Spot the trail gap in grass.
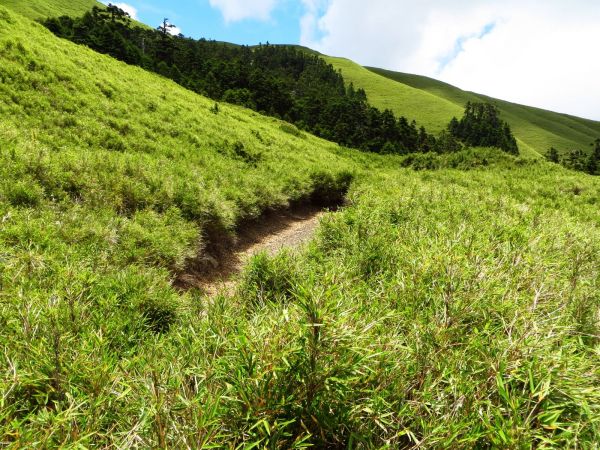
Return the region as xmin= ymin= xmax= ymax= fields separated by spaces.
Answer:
xmin=175 ymin=199 xmax=344 ymax=295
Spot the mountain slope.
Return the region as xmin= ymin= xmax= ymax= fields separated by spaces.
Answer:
xmin=0 ymin=0 xmax=101 ymax=20
xmin=325 ymin=56 xmax=464 ymax=134
xmin=1 ymin=4 xmax=599 ymax=449
xmin=0 ymin=6 xmax=353 ymax=223
xmin=370 ymin=67 xmax=600 ymax=156
xmin=324 ymin=56 xmax=600 ymax=157
xmin=7 ymin=0 xmax=598 ymax=159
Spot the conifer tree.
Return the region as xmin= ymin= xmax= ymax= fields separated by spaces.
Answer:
xmin=587 ymin=138 xmax=600 ymax=175
xmin=545 ymin=147 xmax=560 ymax=163
xmin=449 ymin=102 xmax=518 ymax=154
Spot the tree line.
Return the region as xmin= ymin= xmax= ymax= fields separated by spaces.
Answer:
xmin=448 ymin=102 xmax=518 ymax=155
xmin=546 ymin=139 xmax=600 ymax=175
xmin=43 ymin=5 xmax=519 ymax=157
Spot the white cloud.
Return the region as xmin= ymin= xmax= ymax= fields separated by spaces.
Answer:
xmin=168 ymin=25 xmax=182 ymax=36
xmin=208 ymin=0 xmax=279 ymax=23
xmin=300 ymin=0 xmax=327 ymax=43
xmin=103 ymin=2 xmax=138 ymax=20
xmin=300 ymin=0 xmax=600 ymax=120
xmin=156 ymin=20 xmax=182 ymax=36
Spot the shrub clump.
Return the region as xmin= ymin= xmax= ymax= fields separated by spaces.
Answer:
xmin=309 ymin=170 xmax=353 ymax=207
xmin=238 ymin=251 xmax=299 ymax=306
xmin=4 ymin=179 xmax=44 ymax=207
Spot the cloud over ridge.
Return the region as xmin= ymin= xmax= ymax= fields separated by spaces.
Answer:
xmin=209 ymin=0 xmax=279 ymax=22
xmin=300 ymin=0 xmax=600 ymax=120
xmin=103 ymin=2 xmax=138 ymax=19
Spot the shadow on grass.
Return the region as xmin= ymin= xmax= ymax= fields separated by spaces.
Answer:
xmin=174 ymin=197 xmax=345 ymax=293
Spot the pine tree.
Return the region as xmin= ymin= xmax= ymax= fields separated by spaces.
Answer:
xmin=565 ymin=149 xmax=587 ymax=172
xmin=545 ymin=147 xmax=560 ymax=163
xmin=587 ymin=138 xmax=600 ymax=175
xmin=157 ymin=18 xmax=175 ymax=36
xmin=449 ymin=102 xmax=518 ymax=154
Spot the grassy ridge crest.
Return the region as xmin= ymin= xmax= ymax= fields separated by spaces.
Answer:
xmin=366 ymin=65 xmax=600 ymax=156
xmin=321 ymin=56 xmax=600 ymax=158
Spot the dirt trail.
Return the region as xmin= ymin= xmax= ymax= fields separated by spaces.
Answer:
xmin=176 ymin=205 xmax=328 ymax=295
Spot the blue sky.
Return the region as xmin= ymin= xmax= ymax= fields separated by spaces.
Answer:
xmin=109 ymin=0 xmax=305 ymax=45
xmin=106 ymin=0 xmax=600 ymax=120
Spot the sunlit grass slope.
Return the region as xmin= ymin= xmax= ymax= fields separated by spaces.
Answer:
xmin=0 ymin=6 xmax=354 ymax=225
xmin=231 ymin=164 xmax=600 ymax=447
xmin=323 ymin=56 xmax=600 ymax=157
xmin=0 ymin=1 xmax=354 ymax=420
xmin=367 ymin=66 xmax=600 ymax=156
xmin=0 ymin=0 xmax=101 ymax=20
xmin=1 ymin=4 xmax=599 ymax=448
xmin=0 ymin=5 xmax=357 ymax=443
xmin=324 ymin=56 xmax=537 ymax=157
xmin=324 ymin=56 xmax=463 ymax=134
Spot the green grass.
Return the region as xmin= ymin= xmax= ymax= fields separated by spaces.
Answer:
xmin=367 ymin=66 xmax=600 ymax=157
xmin=232 ymin=164 xmax=600 ymax=447
xmin=0 ymin=0 xmax=102 ymax=20
xmin=323 ymin=56 xmax=600 ymax=157
xmin=0 ymin=5 xmax=599 ymax=448
xmin=324 ymin=56 xmax=464 ymax=135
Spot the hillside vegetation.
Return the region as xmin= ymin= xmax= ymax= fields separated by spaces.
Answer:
xmin=368 ymin=65 xmax=600 ymax=156
xmin=325 ymin=56 xmax=600 ymax=157
xmin=5 ymin=0 xmax=598 ymax=158
xmin=0 ymin=3 xmax=599 ymax=448
xmin=43 ymin=7 xmax=442 ymax=156
xmin=0 ymin=0 xmax=101 ymax=20
xmin=325 ymin=56 xmax=463 ymax=135
xmin=42 ymin=6 xmax=531 ymax=160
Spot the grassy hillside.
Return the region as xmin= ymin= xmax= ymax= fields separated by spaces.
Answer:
xmin=370 ymin=67 xmax=600 ymax=157
xmin=8 ymin=0 xmax=598 ymax=159
xmin=325 ymin=56 xmax=464 ymax=135
xmin=0 ymin=0 xmax=101 ymax=20
xmin=1 ymin=4 xmax=599 ymax=448
xmin=0 ymin=6 xmax=354 ymax=222
xmin=10 ymin=0 xmax=598 ymax=159
xmin=324 ymin=56 xmax=600 ymax=157
xmin=0 ymin=7 xmax=354 ymax=442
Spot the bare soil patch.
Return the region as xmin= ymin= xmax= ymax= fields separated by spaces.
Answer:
xmin=175 ymin=203 xmax=337 ymax=295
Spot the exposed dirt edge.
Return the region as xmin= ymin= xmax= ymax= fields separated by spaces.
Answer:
xmin=174 ymin=198 xmax=345 ymax=293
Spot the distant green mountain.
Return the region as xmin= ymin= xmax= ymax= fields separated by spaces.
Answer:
xmin=370 ymin=67 xmax=600 ymax=156
xmin=322 ymin=56 xmax=600 ymax=157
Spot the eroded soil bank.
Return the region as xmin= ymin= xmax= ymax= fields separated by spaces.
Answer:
xmin=175 ymin=202 xmax=341 ymax=295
